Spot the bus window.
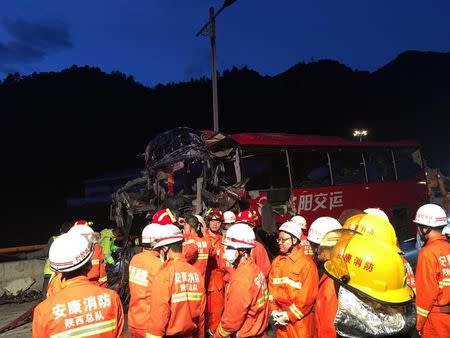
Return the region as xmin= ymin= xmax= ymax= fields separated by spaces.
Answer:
xmin=289 ymin=150 xmax=331 ymax=187
xmin=217 ymin=160 xmax=238 ymax=186
xmin=241 ymin=150 xmax=290 ymax=190
xmin=330 ymin=150 xmax=366 ymax=185
xmin=394 ymin=148 xmax=423 ymax=180
xmin=364 ymin=150 xmax=395 ymax=183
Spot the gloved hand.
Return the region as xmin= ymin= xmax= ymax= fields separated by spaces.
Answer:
xmin=271 ymin=310 xmax=289 ymax=326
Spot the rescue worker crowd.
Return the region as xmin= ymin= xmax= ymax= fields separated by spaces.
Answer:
xmin=32 ymin=203 xmax=450 ymax=338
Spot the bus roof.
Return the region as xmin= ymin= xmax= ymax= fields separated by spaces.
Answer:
xmin=229 ymin=132 xmax=420 ymax=148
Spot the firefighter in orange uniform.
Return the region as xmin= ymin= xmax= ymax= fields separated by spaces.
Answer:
xmin=147 ymin=224 xmax=206 ymax=337
xmin=127 ymin=223 xmax=163 ymax=338
xmin=32 ymin=233 xmax=124 ymax=337
xmin=269 ymin=221 xmax=319 ymax=338
xmin=306 ymin=217 xmax=342 ymax=338
xmin=68 ymin=220 xmax=108 ymax=287
xmin=290 ymin=215 xmax=314 ymax=256
xmin=213 ymin=223 xmax=269 ymax=338
xmin=186 ymin=215 xmax=212 ymax=280
xmin=413 ymin=204 xmax=450 ymax=337
xmin=203 ymin=208 xmax=226 ymax=335
xmin=152 ymin=208 xmax=198 ymax=261
xmin=237 ymin=209 xmax=272 ymax=276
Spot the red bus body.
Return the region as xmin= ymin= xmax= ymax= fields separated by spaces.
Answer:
xmin=230 ymin=132 xmax=428 ymax=242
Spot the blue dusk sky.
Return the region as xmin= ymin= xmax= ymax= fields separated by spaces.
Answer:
xmin=0 ymin=0 xmax=449 ymax=86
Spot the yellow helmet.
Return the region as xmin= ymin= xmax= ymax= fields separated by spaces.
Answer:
xmin=324 ymin=231 xmax=414 ymax=305
xmin=343 ymin=213 xmax=398 ymax=248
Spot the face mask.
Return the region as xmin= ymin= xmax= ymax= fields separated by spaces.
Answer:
xmin=224 ymin=248 xmax=238 ymax=264
xmin=334 ymin=287 xmax=416 ymax=338
xmin=415 ymin=231 xmax=425 ymax=250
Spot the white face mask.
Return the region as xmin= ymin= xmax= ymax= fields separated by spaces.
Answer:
xmin=224 ymin=248 xmax=238 ymax=264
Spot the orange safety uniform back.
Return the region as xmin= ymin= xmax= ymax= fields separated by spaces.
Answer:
xmin=214 ymin=258 xmax=269 ymax=338
xmin=88 ymin=243 xmax=107 ymax=287
xmin=128 ymin=249 xmax=162 ymax=337
xmin=187 ymin=231 xmax=212 ymax=279
xmin=415 ymin=235 xmax=450 ymax=337
xmin=32 ymin=276 xmax=124 ymax=338
xmin=314 ymin=274 xmax=337 ymax=338
xmin=147 ymin=254 xmax=206 ymax=337
xmin=269 ymin=249 xmax=319 ymax=338
xmin=251 ymin=240 xmax=271 ymax=277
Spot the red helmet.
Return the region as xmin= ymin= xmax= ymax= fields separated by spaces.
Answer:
xmin=152 ymin=208 xmax=177 ymax=225
xmin=74 ymin=219 xmax=93 ymax=227
xmin=206 ymin=208 xmax=223 ymax=221
xmin=237 ymin=209 xmax=258 ymax=224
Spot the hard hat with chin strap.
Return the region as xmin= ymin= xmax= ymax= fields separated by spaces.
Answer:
xmin=153 ymin=224 xmax=184 ymax=248
xmin=307 ymin=217 xmax=342 ymax=245
xmin=222 ymin=223 xmax=255 ymax=249
xmin=49 ymin=233 xmax=93 ymax=272
xmin=413 ymin=203 xmax=448 ymax=228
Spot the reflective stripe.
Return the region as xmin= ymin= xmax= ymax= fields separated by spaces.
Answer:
xmin=183 ymin=240 xmax=196 ymax=245
xmin=99 ymin=276 xmax=108 ymax=283
xmin=257 ymin=290 xmax=269 ymax=308
xmin=50 ymin=319 xmax=116 ymax=338
xmin=303 ymin=250 xmax=314 ymax=256
xmin=438 ymin=278 xmax=450 ymax=288
xmin=272 ymin=277 xmax=302 ymax=289
xmin=268 ymin=294 xmax=274 ymax=301
xmin=146 ymin=334 xmax=162 ymax=338
xmin=289 ymin=304 xmax=303 ymax=319
xmin=91 ymin=259 xmax=100 ymax=265
xmin=197 ymin=253 xmax=209 ymax=260
xmin=171 ymin=292 xmax=203 ymax=303
xmin=129 ymin=275 xmax=148 ymax=287
xmin=218 ymin=324 xmax=232 ymax=337
xmin=417 ymin=306 xmax=430 ymax=317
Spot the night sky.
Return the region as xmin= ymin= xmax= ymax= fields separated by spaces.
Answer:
xmin=1 ymin=0 xmax=450 ymax=86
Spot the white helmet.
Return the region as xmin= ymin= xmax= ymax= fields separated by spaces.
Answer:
xmin=49 ymin=233 xmax=93 ymax=272
xmin=290 ymin=215 xmax=307 ymax=229
xmin=278 ymin=221 xmax=303 ymax=241
xmin=194 ymin=214 xmax=207 ymax=228
xmin=223 ymin=211 xmax=236 ymax=224
xmin=364 ymin=208 xmax=389 ymax=221
xmin=153 ymin=224 xmax=184 ymax=248
xmin=222 ymin=223 xmax=255 ymax=249
xmin=413 ymin=203 xmax=448 ymax=227
xmin=142 ymin=223 xmax=162 ymax=246
xmin=307 ymin=217 xmax=342 ymax=245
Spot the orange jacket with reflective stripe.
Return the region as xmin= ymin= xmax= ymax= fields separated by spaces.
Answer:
xmin=269 ymin=248 xmax=319 ymax=338
xmin=147 ymin=254 xmax=206 ymax=337
xmin=183 ymin=233 xmax=200 ymax=262
xmin=88 ymin=243 xmax=108 ymax=287
xmin=128 ymin=249 xmax=162 ymax=333
xmin=214 ymin=258 xmax=269 ymax=338
xmin=32 ymin=276 xmax=124 ymax=338
xmin=314 ymin=274 xmax=337 ymax=338
xmin=205 ymin=232 xmax=225 ymax=292
xmin=415 ymin=235 xmax=450 ymax=332
xmin=187 ymin=232 xmax=212 ymax=279
xmin=252 ymin=240 xmax=271 ymax=277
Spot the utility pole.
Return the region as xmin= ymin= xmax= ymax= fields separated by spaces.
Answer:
xmin=195 ymin=0 xmax=237 ymax=133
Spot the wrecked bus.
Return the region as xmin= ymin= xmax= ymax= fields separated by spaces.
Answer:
xmin=111 ymin=126 xmax=428 ymax=257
